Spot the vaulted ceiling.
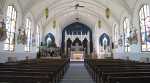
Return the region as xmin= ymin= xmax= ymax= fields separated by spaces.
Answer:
xmin=2 ymin=0 xmax=138 ymax=28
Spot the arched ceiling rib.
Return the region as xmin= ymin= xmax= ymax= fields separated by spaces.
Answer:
xmin=42 ymin=8 xmax=112 ymax=29
xmin=17 ymin=0 xmax=134 ymax=28
xmin=58 ymin=13 xmax=111 ymax=30
xmin=34 ymin=0 xmax=107 ymax=20
xmin=42 ymin=9 xmax=97 ymax=29
xmin=34 ymin=0 xmax=120 ymax=28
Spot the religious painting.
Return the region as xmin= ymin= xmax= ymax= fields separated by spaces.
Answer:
xmin=17 ymin=28 xmax=27 ymax=45
xmin=0 ymin=19 xmax=7 ymax=41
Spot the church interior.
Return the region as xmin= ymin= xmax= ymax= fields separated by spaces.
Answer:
xmin=0 ymin=0 xmax=150 ymax=83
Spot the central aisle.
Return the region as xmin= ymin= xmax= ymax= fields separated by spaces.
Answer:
xmin=60 ymin=62 xmax=94 ymax=83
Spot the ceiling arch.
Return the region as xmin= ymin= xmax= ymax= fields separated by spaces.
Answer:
xmin=17 ymin=0 xmax=133 ymax=29
xmin=43 ymin=10 xmax=97 ymax=29
xmin=34 ymin=0 xmax=105 ymax=20
xmin=43 ymin=9 xmax=112 ymax=30
xmin=33 ymin=0 xmax=120 ymax=22
xmin=35 ymin=0 xmax=120 ymax=29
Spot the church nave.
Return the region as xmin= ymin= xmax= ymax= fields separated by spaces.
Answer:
xmin=1 ymin=0 xmax=150 ymax=83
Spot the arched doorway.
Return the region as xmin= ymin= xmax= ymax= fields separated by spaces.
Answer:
xmin=61 ymin=22 xmax=93 ymax=61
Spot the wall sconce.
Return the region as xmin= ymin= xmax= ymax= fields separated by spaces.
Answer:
xmin=53 ymin=20 xmax=56 ymax=28
xmin=98 ymin=20 xmax=101 ymax=28
xmin=106 ymin=8 xmax=111 ymax=19
xmin=45 ymin=8 xmax=49 ymax=19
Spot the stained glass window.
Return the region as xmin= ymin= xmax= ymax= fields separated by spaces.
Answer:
xmin=25 ymin=18 xmax=31 ymax=52
xmin=113 ymin=24 xmax=118 ymax=45
xmin=4 ymin=6 xmax=17 ymax=51
xmin=123 ymin=18 xmax=130 ymax=52
xmin=36 ymin=25 xmax=40 ymax=51
xmin=139 ymin=5 xmax=150 ymax=51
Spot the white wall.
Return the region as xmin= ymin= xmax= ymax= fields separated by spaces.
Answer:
xmin=43 ymin=20 xmax=61 ymax=47
xmin=93 ymin=21 xmax=112 ymax=58
xmin=0 ymin=0 xmax=38 ymax=63
xmin=113 ymin=0 xmax=150 ymax=62
xmin=1 ymin=0 xmax=150 ymax=63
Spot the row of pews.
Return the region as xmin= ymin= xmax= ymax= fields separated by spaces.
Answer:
xmin=84 ymin=59 xmax=150 ymax=83
xmin=0 ymin=58 xmax=70 ymax=83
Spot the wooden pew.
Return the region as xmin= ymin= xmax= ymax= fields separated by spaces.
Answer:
xmin=85 ymin=58 xmax=150 ymax=83
xmin=0 ymin=58 xmax=70 ymax=83
xmin=108 ymin=76 xmax=150 ymax=83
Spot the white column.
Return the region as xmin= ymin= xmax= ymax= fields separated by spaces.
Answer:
xmin=64 ymin=31 xmax=67 ymax=55
xmin=88 ymin=42 xmax=90 ymax=55
xmin=87 ymin=31 xmax=90 ymax=55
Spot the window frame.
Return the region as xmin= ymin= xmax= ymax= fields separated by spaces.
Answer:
xmin=123 ymin=18 xmax=130 ymax=52
xmin=114 ymin=24 xmax=118 ymax=44
xmin=24 ymin=18 xmax=32 ymax=52
xmin=4 ymin=5 xmax=17 ymax=51
xmin=36 ymin=25 xmax=40 ymax=51
xmin=139 ymin=4 xmax=150 ymax=52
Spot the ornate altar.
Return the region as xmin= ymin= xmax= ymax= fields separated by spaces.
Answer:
xmin=70 ymin=43 xmax=84 ymax=61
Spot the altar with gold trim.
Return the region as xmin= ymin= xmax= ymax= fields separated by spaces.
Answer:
xmin=70 ymin=51 xmax=84 ymax=61
xmin=70 ymin=44 xmax=84 ymax=61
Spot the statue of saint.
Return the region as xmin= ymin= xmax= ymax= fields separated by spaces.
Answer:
xmin=75 ymin=43 xmax=79 ymax=51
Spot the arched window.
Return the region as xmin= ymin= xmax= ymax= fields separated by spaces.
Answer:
xmin=113 ymin=24 xmax=118 ymax=44
xmin=139 ymin=5 xmax=150 ymax=51
xmin=123 ymin=18 xmax=130 ymax=52
xmin=25 ymin=18 xmax=31 ymax=52
xmin=4 ymin=5 xmax=17 ymax=51
xmin=36 ymin=25 xmax=40 ymax=47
